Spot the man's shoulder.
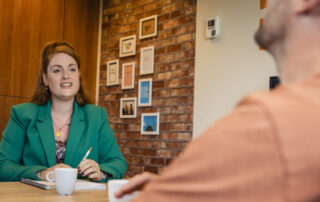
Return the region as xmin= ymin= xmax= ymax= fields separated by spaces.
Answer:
xmin=238 ymin=85 xmax=292 ymax=108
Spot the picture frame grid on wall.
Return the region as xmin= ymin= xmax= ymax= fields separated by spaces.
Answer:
xmin=139 ymin=15 xmax=158 ymax=39
xmin=119 ymin=35 xmax=136 ymax=57
xmin=141 ymin=112 xmax=160 ymax=135
xmin=138 ymin=78 xmax=152 ymax=107
xmin=120 ymin=97 xmax=137 ymax=118
xmin=121 ymin=62 xmax=135 ymax=89
xmin=106 ymin=59 xmax=119 ymax=86
xmin=140 ymin=46 xmax=154 ymax=75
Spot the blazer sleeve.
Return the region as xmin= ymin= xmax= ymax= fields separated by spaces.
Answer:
xmin=0 ymin=106 xmax=46 ymax=181
xmin=97 ymin=108 xmax=127 ymax=181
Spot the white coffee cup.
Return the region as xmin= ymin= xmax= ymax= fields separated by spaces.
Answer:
xmin=46 ymin=168 xmax=77 ymax=195
xmin=108 ymin=179 xmax=139 ymax=202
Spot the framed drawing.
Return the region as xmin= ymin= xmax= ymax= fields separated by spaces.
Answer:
xmin=141 ymin=112 xmax=160 ymax=135
xmin=122 ymin=62 xmax=135 ymax=89
xmin=120 ymin=97 xmax=137 ymax=118
xmin=138 ymin=78 xmax=152 ymax=107
xmin=120 ymin=35 xmax=136 ymax=57
xmin=107 ymin=59 xmax=119 ymax=86
xmin=140 ymin=46 xmax=154 ymax=75
xmin=139 ymin=15 xmax=158 ymax=39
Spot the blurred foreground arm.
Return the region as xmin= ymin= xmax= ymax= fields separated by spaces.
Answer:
xmin=124 ymin=99 xmax=285 ymax=202
xmin=115 ymin=172 xmax=157 ymax=198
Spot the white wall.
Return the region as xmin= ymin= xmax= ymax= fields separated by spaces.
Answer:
xmin=193 ymin=0 xmax=277 ymax=138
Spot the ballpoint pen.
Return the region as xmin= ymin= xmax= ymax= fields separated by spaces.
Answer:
xmin=77 ymin=147 xmax=92 ymax=169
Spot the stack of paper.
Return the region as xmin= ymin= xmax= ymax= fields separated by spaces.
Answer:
xmin=21 ymin=178 xmax=106 ymax=190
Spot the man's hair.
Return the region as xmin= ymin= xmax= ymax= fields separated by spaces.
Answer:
xmin=31 ymin=41 xmax=90 ymax=106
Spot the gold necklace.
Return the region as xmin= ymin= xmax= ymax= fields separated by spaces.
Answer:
xmin=52 ymin=115 xmax=72 ymax=137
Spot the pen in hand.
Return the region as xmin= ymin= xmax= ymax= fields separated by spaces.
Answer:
xmin=77 ymin=147 xmax=92 ymax=169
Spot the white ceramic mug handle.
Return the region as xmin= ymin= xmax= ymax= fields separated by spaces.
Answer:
xmin=46 ymin=171 xmax=55 ymax=182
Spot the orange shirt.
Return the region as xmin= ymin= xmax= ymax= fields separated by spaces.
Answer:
xmin=134 ymin=75 xmax=320 ymax=202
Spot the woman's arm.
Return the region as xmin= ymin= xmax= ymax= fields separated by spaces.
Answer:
xmin=97 ymin=108 xmax=127 ymax=181
xmin=0 ymin=106 xmax=46 ymax=181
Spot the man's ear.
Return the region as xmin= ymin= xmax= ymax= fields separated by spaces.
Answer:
xmin=294 ymin=0 xmax=320 ymax=15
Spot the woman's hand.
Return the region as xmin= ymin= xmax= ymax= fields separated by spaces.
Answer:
xmin=40 ymin=163 xmax=71 ymax=181
xmin=78 ymin=159 xmax=102 ymax=181
xmin=115 ymin=172 xmax=157 ymax=198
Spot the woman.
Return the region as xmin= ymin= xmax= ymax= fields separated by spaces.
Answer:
xmin=0 ymin=41 xmax=127 ymax=182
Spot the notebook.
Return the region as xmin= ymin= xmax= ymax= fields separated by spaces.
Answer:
xmin=21 ymin=178 xmax=106 ymax=190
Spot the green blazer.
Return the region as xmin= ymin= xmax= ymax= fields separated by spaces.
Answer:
xmin=0 ymin=100 xmax=127 ymax=182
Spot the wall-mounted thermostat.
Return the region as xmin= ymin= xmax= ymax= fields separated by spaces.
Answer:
xmin=206 ymin=17 xmax=220 ymax=39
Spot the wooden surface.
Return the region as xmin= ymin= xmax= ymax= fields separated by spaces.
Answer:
xmin=0 ymin=96 xmax=31 ymax=136
xmin=0 ymin=0 xmax=100 ymax=138
xmin=64 ymin=0 xmax=100 ymax=104
xmin=260 ymin=0 xmax=267 ymax=9
xmin=0 ymin=182 xmax=109 ymax=202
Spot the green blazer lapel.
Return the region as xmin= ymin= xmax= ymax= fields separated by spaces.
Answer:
xmin=35 ymin=101 xmax=56 ymax=167
xmin=64 ymin=101 xmax=85 ymax=167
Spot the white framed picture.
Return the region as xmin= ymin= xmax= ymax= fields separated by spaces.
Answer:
xmin=141 ymin=112 xmax=160 ymax=135
xmin=139 ymin=15 xmax=158 ymax=39
xmin=138 ymin=78 xmax=152 ymax=107
xmin=140 ymin=46 xmax=154 ymax=75
xmin=122 ymin=62 xmax=135 ymax=89
xmin=106 ymin=59 xmax=119 ymax=86
xmin=120 ymin=97 xmax=137 ymax=118
xmin=119 ymin=35 xmax=136 ymax=57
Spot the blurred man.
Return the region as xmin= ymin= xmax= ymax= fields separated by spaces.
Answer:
xmin=117 ymin=0 xmax=320 ymax=201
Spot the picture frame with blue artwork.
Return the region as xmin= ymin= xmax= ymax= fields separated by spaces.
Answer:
xmin=141 ymin=112 xmax=160 ymax=135
xmin=138 ymin=78 xmax=152 ymax=107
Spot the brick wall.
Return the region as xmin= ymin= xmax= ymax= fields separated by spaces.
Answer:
xmin=99 ymin=0 xmax=196 ymax=177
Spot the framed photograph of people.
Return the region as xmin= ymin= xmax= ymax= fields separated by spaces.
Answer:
xmin=141 ymin=112 xmax=160 ymax=135
xmin=140 ymin=46 xmax=154 ymax=75
xmin=106 ymin=59 xmax=119 ymax=86
xmin=122 ymin=62 xmax=135 ymax=89
xmin=119 ymin=35 xmax=136 ymax=57
xmin=138 ymin=78 xmax=152 ymax=107
xmin=139 ymin=15 xmax=158 ymax=39
xmin=120 ymin=97 xmax=137 ymax=118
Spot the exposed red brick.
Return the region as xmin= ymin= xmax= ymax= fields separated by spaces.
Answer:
xmin=155 ymin=47 xmax=166 ymax=55
xmin=156 ymin=150 xmax=172 ymax=158
xmin=153 ymin=80 xmax=165 ymax=89
xmin=167 ymin=142 xmax=181 ymax=149
xmin=171 ymin=10 xmax=182 ymax=18
xmin=153 ymin=141 xmax=166 ymax=149
xmin=166 ymin=97 xmax=179 ymax=105
xmin=166 ymin=114 xmax=179 ymax=122
xmin=177 ymin=33 xmax=192 ymax=43
xmin=144 ymin=166 xmax=158 ymax=174
xmin=158 ymin=13 xmax=170 ymax=22
xmin=172 ymin=26 xmax=187 ymax=35
xmin=172 ymin=123 xmax=185 ymax=131
xmin=162 ymin=4 xmax=177 ymax=13
xmin=179 ymin=16 xmax=194 ymax=25
xmin=151 ymin=158 xmax=165 ymax=166
xmin=171 ymin=88 xmax=186 ymax=96
xmin=157 ymin=72 xmax=172 ymax=80
xmin=177 ymin=133 xmax=192 ymax=141
xmin=101 ymin=0 xmax=195 ymax=176
xmin=167 ymin=44 xmax=181 ymax=53
xmin=161 ymin=133 xmax=177 ymax=140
